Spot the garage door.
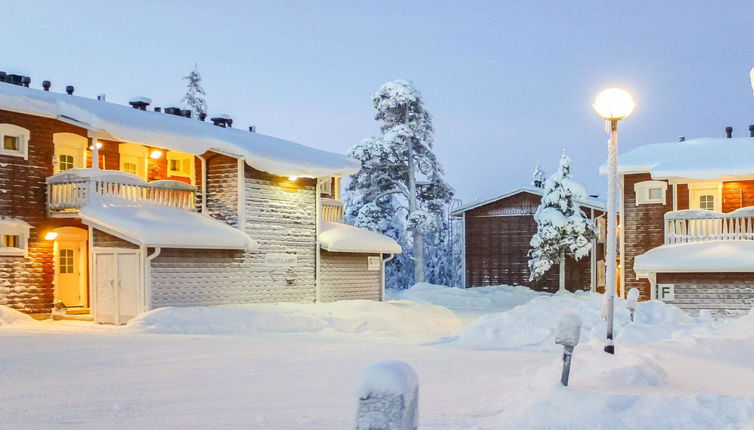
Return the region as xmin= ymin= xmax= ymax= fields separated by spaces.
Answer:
xmin=93 ymin=248 xmax=143 ymax=325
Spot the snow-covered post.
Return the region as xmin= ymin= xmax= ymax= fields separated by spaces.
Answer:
xmin=555 ymin=312 xmax=582 ymax=387
xmin=593 ymin=88 xmax=635 ymax=355
xmin=626 ymin=287 xmax=640 ymax=322
xmin=356 ymin=361 xmax=418 ymax=430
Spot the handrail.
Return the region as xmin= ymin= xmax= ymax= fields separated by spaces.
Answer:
xmin=321 ymin=198 xmax=344 ymax=223
xmin=664 ymin=208 xmax=754 ymax=244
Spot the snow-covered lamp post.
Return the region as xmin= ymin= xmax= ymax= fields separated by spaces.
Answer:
xmin=555 ymin=312 xmax=582 ymax=386
xmin=626 ymin=287 xmax=640 ymax=322
xmin=593 ymin=88 xmax=635 ymax=355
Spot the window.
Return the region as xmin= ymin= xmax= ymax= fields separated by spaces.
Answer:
xmin=122 ymin=162 xmax=138 ymax=175
xmin=688 ymin=182 xmax=722 ymax=212
xmin=634 ymin=180 xmax=668 ymax=205
xmin=58 ymin=154 xmax=75 ymax=171
xmin=699 ymin=195 xmax=715 ymax=211
xmin=0 ymin=123 xmax=30 ymax=159
xmin=119 ymin=143 xmax=148 ymax=179
xmin=0 ymin=216 xmax=31 ymax=257
xmin=59 ymin=249 xmax=75 ymax=274
xmin=167 ymin=152 xmax=194 ymax=178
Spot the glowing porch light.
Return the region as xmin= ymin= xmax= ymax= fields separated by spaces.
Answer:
xmin=593 ymin=88 xmax=635 ymax=120
xmin=44 ymin=232 xmax=58 ymax=241
xmin=88 ymin=141 xmax=103 ymax=150
xmin=288 ymin=176 xmax=298 ymax=181
xmin=150 ymin=150 xmax=163 ymax=159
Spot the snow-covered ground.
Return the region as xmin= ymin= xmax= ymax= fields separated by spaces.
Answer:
xmin=1 ymin=284 xmax=753 ymax=429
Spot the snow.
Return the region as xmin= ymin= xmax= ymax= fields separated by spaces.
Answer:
xmin=319 ymin=221 xmax=402 ymax=254
xmin=80 ymin=198 xmax=257 ymax=250
xmin=358 ymin=360 xmax=418 ymax=398
xmin=0 ymin=83 xmax=360 ymax=178
xmin=0 ymin=305 xmax=33 ymax=326
xmin=46 ymin=167 xmax=148 ymax=185
xmin=555 ymin=312 xmax=582 ymax=346
xmin=2 ymin=284 xmax=754 ymax=428
xmin=0 ymin=215 xmax=32 ymax=232
xmin=452 ymin=186 xmax=605 ymax=216
xmin=627 ymin=287 xmax=640 ymax=311
xmin=634 ymin=240 xmax=754 ymax=274
xmin=601 ymin=136 xmax=754 ymax=179
xmin=128 ymin=96 xmax=151 ymax=105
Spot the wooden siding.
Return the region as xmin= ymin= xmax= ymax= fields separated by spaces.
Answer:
xmin=205 ymin=153 xmax=239 ymax=226
xmin=92 ymin=229 xmax=139 ymax=249
xmin=320 ymin=251 xmax=381 ymax=302
xmin=657 ymin=273 xmax=754 ymax=315
xmin=0 ymin=109 xmax=88 ymax=313
xmin=623 ymin=173 xmax=672 ymax=301
xmin=722 ymin=180 xmax=754 ymax=213
xmin=463 ymin=191 xmax=597 ymax=293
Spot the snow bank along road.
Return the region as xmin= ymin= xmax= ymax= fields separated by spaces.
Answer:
xmin=1 ymin=283 xmax=754 ymax=429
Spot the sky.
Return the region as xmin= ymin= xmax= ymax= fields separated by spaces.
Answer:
xmin=3 ymin=1 xmax=754 ymax=204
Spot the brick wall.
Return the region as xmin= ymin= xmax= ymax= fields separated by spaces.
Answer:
xmin=657 ymin=272 xmax=754 ymax=315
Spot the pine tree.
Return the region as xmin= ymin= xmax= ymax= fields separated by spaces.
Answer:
xmin=528 ymin=151 xmax=597 ymax=291
xmin=532 ymin=163 xmax=546 ymax=188
xmin=346 ymin=80 xmax=454 ymax=286
xmin=181 ymin=64 xmax=207 ymax=118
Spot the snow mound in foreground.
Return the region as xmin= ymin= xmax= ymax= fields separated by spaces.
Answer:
xmin=0 ymin=305 xmax=33 ymax=326
xmin=447 ymin=291 xmax=714 ymax=351
xmin=387 ymin=282 xmax=547 ymax=314
xmin=127 ymin=299 xmax=464 ymax=339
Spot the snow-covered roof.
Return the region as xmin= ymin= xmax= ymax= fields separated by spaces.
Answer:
xmin=319 ymin=221 xmax=402 ymax=254
xmin=600 ymin=137 xmax=754 ymax=180
xmin=0 ymin=83 xmax=360 ymax=178
xmin=451 ymin=186 xmax=605 ymax=216
xmin=81 ymin=200 xmax=257 ymax=250
xmin=0 ymin=216 xmax=32 ymax=233
xmin=634 ymin=240 xmax=754 ymax=275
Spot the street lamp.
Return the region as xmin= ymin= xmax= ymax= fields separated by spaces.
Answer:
xmin=593 ymin=87 xmax=635 ymax=355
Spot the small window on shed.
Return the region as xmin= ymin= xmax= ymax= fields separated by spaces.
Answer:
xmin=634 ymin=180 xmax=668 ymax=206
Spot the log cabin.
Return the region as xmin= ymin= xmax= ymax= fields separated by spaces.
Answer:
xmin=608 ymin=132 xmax=754 ymax=315
xmin=452 ymin=187 xmax=605 ymax=293
xmin=0 ymin=72 xmax=400 ymax=324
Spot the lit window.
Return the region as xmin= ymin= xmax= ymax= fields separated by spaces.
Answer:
xmin=0 ymin=124 xmax=30 ymax=159
xmin=3 ymin=234 xmax=19 ymax=248
xmin=59 ymin=249 xmax=75 ymax=274
xmin=122 ymin=162 xmax=138 ymax=175
xmin=59 ymin=154 xmax=75 ymax=171
xmin=0 ymin=217 xmax=30 ymax=256
xmin=167 ymin=152 xmax=193 ymax=178
xmin=699 ymin=195 xmax=714 ymax=211
xmin=634 ymin=180 xmax=668 ymax=205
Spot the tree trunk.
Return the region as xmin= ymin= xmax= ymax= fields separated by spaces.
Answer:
xmin=559 ymin=248 xmax=566 ymax=292
xmin=406 ymin=108 xmax=424 ymax=284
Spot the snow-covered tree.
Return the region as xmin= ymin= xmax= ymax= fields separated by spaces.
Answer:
xmin=532 ymin=163 xmax=546 ymax=188
xmin=528 ymin=151 xmax=597 ymax=291
xmin=181 ymin=64 xmax=207 ymax=118
xmin=346 ymin=80 xmax=454 ymax=285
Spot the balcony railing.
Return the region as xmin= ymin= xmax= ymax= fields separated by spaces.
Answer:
xmin=321 ymin=198 xmax=344 ymax=223
xmin=47 ymin=169 xmax=196 ymax=217
xmin=664 ymin=207 xmax=754 ymax=244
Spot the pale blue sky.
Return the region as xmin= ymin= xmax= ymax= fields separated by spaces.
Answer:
xmin=3 ymin=1 xmax=754 ymax=202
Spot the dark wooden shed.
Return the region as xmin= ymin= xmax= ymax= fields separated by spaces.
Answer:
xmin=452 ymin=187 xmax=605 ymax=293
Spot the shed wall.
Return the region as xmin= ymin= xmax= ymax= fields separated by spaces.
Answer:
xmin=320 ymin=251 xmax=381 ymax=302
xmin=656 ymin=272 xmax=754 ymax=315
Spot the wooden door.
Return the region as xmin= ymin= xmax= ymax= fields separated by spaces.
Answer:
xmin=94 ymin=252 xmax=117 ymax=324
xmin=93 ymin=248 xmax=142 ymax=325
xmin=56 ymin=240 xmax=84 ymax=306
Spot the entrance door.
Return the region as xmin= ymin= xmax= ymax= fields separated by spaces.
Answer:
xmin=93 ymin=248 xmax=143 ymax=325
xmin=690 ymin=183 xmax=722 ymax=212
xmin=56 ymin=240 xmax=84 ymax=306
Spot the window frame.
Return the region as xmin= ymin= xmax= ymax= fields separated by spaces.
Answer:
xmin=166 ymin=151 xmax=195 ymax=180
xmin=0 ymin=217 xmax=31 ymax=257
xmin=0 ymin=124 xmax=30 ymax=160
xmin=634 ymin=180 xmax=668 ymax=206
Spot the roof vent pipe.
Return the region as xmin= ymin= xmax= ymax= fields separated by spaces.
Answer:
xmin=97 ymin=94 xmax=106 ymax=101
xmin=180 ymin=109 xmax=192 ymax=118
xmin=42 ymin=80 xmax=51 ymax=91
xmin=749 ymin=125 xmax=754 ymax=137
xmin=65 ymin=85 xmax=74 ymax=95
xmin=154 ymin=107 xmax=161 ymax=112
xmin=0 ymin=71 xmax=6 ymax=81
xmin=678 ymin=136 xmax=685 ymax=142
xmin=198 ymin=112 xmax=207 ymax=121
xmin=21 ymin=76 xmax=30 ymax=87
xmin=249 ymin=125 xmax=256 ymax=132
xmin=726 ymin=126 xmax=733 ymax=138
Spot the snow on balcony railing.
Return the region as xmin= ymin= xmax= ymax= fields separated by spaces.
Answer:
xmin=664 ymin=207 xmax=754 ymax=244
xmin=321 ymin=198 xmax=344 ymax=223
xmin=46 ymin=168 xmax=196 ymax=216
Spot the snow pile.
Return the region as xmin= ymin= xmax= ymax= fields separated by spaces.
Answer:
xmin=0 ymin=305 xmax=33 ymax=326
xmin=634 ymin=240 xmax=754 ymax=273
xmin=319 ymin=221 xmax=402 ymax=254
xmin=447 ymin=291 xmax=713 ymax=351
xmin=387 ymin=282 xmax=547 ymax=315
xmin=358 ymin=360 xmax=418 ymax=399
xmin=127 ymin=299 xmax=464 ymax=339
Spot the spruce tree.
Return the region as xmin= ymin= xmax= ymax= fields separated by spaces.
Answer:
xmin=528 ymin=151 xmax=597 ymax=291
xmin=181 ymin=64 xmax=207 ymax=118
xmin=532 ymin=163 xmax=546 ymax=188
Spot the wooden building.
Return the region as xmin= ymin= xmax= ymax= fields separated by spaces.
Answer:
xmin=0 ymin=72 xmax=400 ymax=323
xmin=452 ymin=187 xmax=605 ymax=293
xmin=610 ymin=134 xmax=754 ymax=315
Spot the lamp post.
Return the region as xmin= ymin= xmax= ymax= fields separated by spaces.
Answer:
xmin=593 ymin=88 xmax=635 ymax=355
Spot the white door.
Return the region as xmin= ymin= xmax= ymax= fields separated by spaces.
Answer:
xmin=93 ymin=248 xmax=143 ymax=325
xmin=690 ymin=184 xmax=721 ymax=212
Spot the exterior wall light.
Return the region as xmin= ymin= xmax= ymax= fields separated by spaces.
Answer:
xmin=150 ymin=150 xmax=163 ymax=159
xmin=288 ymin=176 xmax=298 ymax=181
xmin=88 ymin=141 xmax=103 ymax=150
xmin=44 ymin=232 xmax=58 ymax=241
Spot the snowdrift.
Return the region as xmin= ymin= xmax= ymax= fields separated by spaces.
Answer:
xmin=127 ymin=299 xmax=464 ymax=339
xmin=0 ymin=305 xmax=33 ymax=326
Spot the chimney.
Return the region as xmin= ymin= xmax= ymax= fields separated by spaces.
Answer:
xmin=726 ymin=126 xmax=733 ymax=138
xmin=210 ymin=114 xmax=232 ymax=127
xmin=154 ymin=107 xmax=162 ymax=112
xmin=0 ymin=71 xmax=6 ymax=81
xmin=65 ymin=85 xmax=74 ymax=95
xmin=97 ymin=94 xmax=106 ymax=101
xmin=749 ymin=125 xmax=754 ymax=138
xmin=42 ymin=80 xmax=51 ymax=91
xmin=180 ymin=109 xmax=192 ymax=118
xmin=128 ymin=97 xmax=151 ymax=110
xmin=21 ymin=76 xmax=30 ymax=87
xmin=678 ymin=136 xmax=685 ymax=142
xmin=248 ymin=125 xmax=256 ymax=132
xmin=198 ymin=112 xmax=207 ymax=122
xmin=164 ymin=107 xmax=182 ymax=116
xmin=5 ymin=74 xmax=24 ymax=86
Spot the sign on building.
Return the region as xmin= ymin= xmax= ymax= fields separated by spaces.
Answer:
xmin=367 ymin=256 xmax=381 ymax=271
xmin=658 ymin=284 xmax=675 ymax=301
xmin=265 ymin=253 xmax=298 ymax=267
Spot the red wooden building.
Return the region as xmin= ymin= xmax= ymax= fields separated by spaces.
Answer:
xmin=452 ymin=187 xmax=605 ymax=293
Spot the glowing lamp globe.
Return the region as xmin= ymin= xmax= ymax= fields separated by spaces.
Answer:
xmin=593 ymin=88 xmax=635 ymax=120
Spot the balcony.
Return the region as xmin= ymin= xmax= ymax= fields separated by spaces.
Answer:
xmin=664 ymin=207 xmax=754 ymax=244
xmin=47 ymin=168 xmax=196 ymax=217
xmin=321 ymin=198 xmax=344 ymax=223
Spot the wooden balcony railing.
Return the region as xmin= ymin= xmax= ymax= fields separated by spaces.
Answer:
xmin=321 ymin=198 xmax=344 ymax=223
xmin=664 ymin=207 xmax=754 ymax=244
xmin=47 ymin=169 xmax=196 ymax=217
